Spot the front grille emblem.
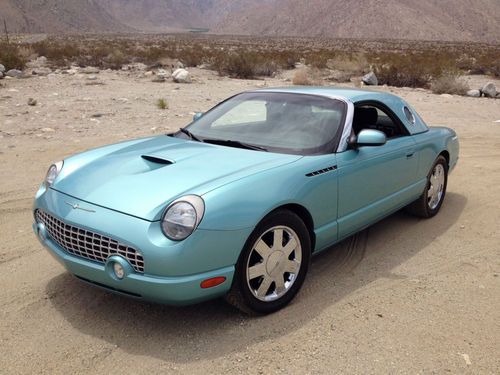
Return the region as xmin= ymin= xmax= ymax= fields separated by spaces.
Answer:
xmin=65 ymin=201 xmax=96 ymax=213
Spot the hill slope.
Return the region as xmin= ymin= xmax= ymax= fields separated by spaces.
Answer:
xmin=2 ymin=0 xmax=131 ymax=33
xmin=1 ymin=0 xmax=499 ymax=43
xmin=215 ymin=0 xmax=500 ymax=43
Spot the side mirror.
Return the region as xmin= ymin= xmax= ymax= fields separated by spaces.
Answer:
xmin=353 ymin=129 xmax=387 ymax=147
xmin=193 ymin=112 xmax=204 ymax=121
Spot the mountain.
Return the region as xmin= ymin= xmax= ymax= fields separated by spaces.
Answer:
xmin=2 ymin=0 xmax=499 ymax=43
xmin=214 ymin=0 xmax=500 ymax=43
xmin=1 ymin=0 xmax=131 ymax=34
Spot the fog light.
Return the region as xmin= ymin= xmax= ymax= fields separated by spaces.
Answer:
xmin=113 ymin=262 xmax=125 ymax=279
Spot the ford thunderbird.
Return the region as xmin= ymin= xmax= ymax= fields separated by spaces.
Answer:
xmin=33 ymin=87 xmax=459 ymax=314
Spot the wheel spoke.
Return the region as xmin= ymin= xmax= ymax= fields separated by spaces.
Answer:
xmin=282 ymin=237 xmax=298 ymax=256
xmin=273 ymin=229 xmax=284 ymax=249
xmin=248 ymin=262 xmax=266 ymax=280
xmin=284 ymin=259 xmax=300 ymax=274
xmin=274 ymin=275 xmax=286 ymax=294
xmin=256 ymin=275 xmax=273 ymax=297
xmin=254 ymin=239 xmax=272 ymax=258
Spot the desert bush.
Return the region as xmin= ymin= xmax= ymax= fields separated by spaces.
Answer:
xmin=0 ymin=43 xmax=27 ymax=70
xmin=430 ymin=74 xmax=470 ymax=95
xmin=214 ymin=51 xmax=280 ymax=79
xmin=32 ymin=41 xmax=81 ymax=66
xmin=371 ymin=51 xmax=456 ymax=88
xmin=292 ymin=68 xmax=312 ymax=85
xmin=156 ymin=98 xmax=169 ymax=110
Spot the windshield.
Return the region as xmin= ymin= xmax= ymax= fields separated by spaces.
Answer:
xmin=177 ymin=92 xmax=347 ymax=155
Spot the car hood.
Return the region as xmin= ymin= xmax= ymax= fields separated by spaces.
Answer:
xmin=53 ymin=136 xmax=301 ymax=221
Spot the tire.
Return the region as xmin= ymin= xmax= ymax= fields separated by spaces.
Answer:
xmin=225 ymin=210 xmax=311 ymax=315
xmin=406 ymin=155 xmax=448 ymax=218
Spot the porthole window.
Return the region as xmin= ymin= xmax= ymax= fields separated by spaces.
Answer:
xmin=404 ymin=106 xmax=416 ymax=124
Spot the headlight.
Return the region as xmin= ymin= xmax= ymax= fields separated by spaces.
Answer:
xmin=45 ymin=161 xmax=64 ymax=185
xmin=161 ymin=195 xmax=205 ymax=241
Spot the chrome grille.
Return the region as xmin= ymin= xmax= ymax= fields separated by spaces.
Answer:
xmin=35 ymin=209 xmax=144 ymax=273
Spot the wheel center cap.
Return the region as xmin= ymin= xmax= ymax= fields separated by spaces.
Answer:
xmin=266 ymin=251 xmax=284 ymax=277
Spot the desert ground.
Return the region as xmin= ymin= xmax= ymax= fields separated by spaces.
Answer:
xmin=0 ymin=67 xmax=499 ymax=374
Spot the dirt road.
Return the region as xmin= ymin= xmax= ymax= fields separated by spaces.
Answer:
xmin=1 ymin=69 xmax=499 ymax=374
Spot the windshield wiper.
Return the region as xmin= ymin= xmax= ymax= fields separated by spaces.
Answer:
xmin=204 ymin=139 xmax=268 ymax=152
xmin=179 ymin=128 xmax=203 ymax=142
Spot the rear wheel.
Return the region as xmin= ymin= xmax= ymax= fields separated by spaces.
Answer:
xmin=406 ymin=155 xmax=448 ymax=218
xmin=225 ymin=210 xmax=311 ymax=314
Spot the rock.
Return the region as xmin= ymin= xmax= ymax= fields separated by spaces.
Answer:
xmin=66 ymin=68 xmax=79 ymax=75
xmin=41 ymin=127 xmax=55 ymax=133
xmin=32 ymin=67 xmax=52 ymax=76
xmin=0 ymin=64 xmax=5 ymax=73
xmin=157 ymin=69 xmax=171 ymax=79
xmin=0 ymin=71 xmax=3 ymax=79
xmin=6 ymin=69 xmax=23 ymax=78
xmin=26 ymin=56 xmax=48 ymax=68
xmin=27 ymin=98 xmax=37 ymax=106
xmin=466 ymin=89 xmax=481 ymax=98
xmin=152 ymin=76 xmax=166 ymax=83
xmin=175 ymin=61 xmax=185 ymax=69
xmin=87 ymin=75 xmax=98 ymax=81
xmin=440 ymin=94 xmax=454 ymax=98
xmin=362 ymin=72 xmax=378 ymax=86
xmin=144 ymin=71 xmax=154 ymax=77
xmin=82 ymin=67 xmax=100 ymax=74
xmin=172 ymin=68 xmax=191 ymax=83
xmin=481 ymin=82 xmax=497 ymax=98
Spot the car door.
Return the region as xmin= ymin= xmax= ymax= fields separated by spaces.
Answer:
xmin=336 ymin=104 xmax=418 ymax=239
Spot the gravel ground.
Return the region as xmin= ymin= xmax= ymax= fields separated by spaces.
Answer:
xmin=1 ymin=68 xmax=499 ymax=374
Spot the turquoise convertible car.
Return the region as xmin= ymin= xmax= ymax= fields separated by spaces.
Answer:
xmin=33 ymin=87 xmax=459 ymax=314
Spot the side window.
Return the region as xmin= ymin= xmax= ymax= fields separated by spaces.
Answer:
xmin=213 ymin=100 xmax=267 ymax=127
xmin=353 ymin=104 xmax=405 ymax=139
xmin=403 ymin=106 xmax=416 ymax=124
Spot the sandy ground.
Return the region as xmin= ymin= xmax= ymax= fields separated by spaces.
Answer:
xmin=0 ymin=68 xmax=499 ymax=374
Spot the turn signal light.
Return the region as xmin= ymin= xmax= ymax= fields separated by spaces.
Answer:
xmin=200 ymin=276 xmax=226 ymax=289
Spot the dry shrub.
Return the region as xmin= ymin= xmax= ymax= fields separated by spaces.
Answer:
xmin=371 ymin=51 xmax=456 ymax=88
xmin=292 ymin=68 xmax=312 ymax=85
xmin=0 ymin=43 xmax=28 ymax=70
xmin=214 ymin=51 xmax=280 ymax=79
xmin=292 ymin=68 xmax=323 ymax=86
xmin=431 ymin=75 xmax=470 ymax=95
xmin=327 ymin=52 xmax=368 ymax=75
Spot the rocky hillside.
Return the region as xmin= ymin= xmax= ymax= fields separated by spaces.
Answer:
xmin=1 ymin=0 xmax=131 ymax=33
xmin=215 ymin=0 xmax=500 ymax=43
xmin=2 ymin=0 xmax=499 ymax=43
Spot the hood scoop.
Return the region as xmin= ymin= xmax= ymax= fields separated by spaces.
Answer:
xmin=141 ymin=155 xmax=174 ymax=165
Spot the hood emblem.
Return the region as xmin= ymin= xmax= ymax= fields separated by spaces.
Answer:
xmin=65 ymin=202 xmax=96 ymax=213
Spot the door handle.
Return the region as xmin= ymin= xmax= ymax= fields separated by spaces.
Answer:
xmin=406 ymin=150 xmax=415 ymax=158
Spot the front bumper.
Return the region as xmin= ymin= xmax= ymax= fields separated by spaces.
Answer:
xmin=33 ymin=186 xmax=251 ymax=305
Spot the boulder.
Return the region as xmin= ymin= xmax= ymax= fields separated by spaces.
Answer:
xmin=157 ymin=69 xmax=171 ymax=79
xmin=26 ymin=56 xmax=48 ymax=68
xmin=466 ymin=89 xmax=481 ymax=98
xmin=6 ymin=69 xmax=23 ymax=78
xmin=152 ymin=76 xmax=166 ymax=83
xmin=82 ymin=67 xmax=100 ymax=74
xmin=27 ymin=98 xmax=37 ymax=106
xmin=32 ymin=67 xmax=52 ymax=76
xmin=481 ymin=82 xmax=497 ymax=98
xmin=175 ymin=61 xmax=185 ymax=69
xmin=0 ymin=71 xmax=3 ymax=79
xmin=0 ymin=64 xmax=5 ymax=73
xmin=362 ymin=71 xmax=378 ymax=86
xmin=172 ymin=68 xmax=191 ymax=83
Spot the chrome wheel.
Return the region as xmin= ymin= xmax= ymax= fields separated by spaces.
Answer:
xmin=246 ymin=226 xmax=302 ymax=302
xmin=428 ymin=163 xmax=445 ymax=210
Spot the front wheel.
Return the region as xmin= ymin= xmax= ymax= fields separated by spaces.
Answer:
xmin=225 ymin=210 xmax=311 ymax=315
xmin=406 ymin=155 xmax=448 ymax=218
